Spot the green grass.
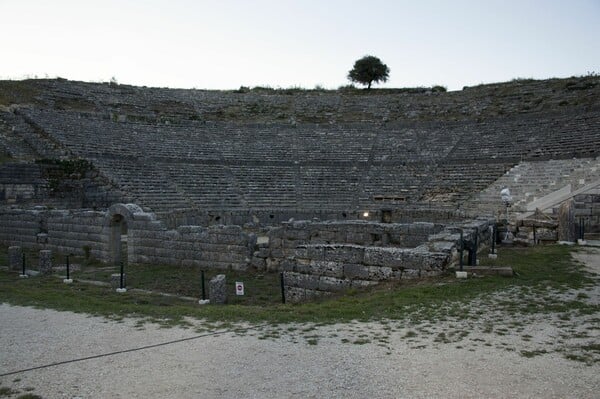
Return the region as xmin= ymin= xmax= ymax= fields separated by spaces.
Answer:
xmin=0 ymin=387 xmax=18 ymax=397
xmin=0 ymin=245 xmax=596 ymax=326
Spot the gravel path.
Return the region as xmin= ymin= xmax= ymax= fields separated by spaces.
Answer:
xmin=1 ymin=248 xmax=599 ymax=398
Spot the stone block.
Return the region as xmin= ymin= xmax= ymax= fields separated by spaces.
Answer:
xmin=306 ymin=245 xmax=324 ymax=260
xmin=8 ymin=246 xmax=22 ymax=271
xmin=558 ymin=199 xmax=577 ymax=242
xmin=345 ymin=232 xmax=371 ymax=244
xmin=367 ymin=266 xmax=393 ymax=280
xmin=270 ymin=248 xmax=284 ymax=258
xmin=279 ymin=259 xmax=296 ymax=272
xmin=250 ymin=257 xmax=267 ymax=270
xmin=284 ymin=286 xmax=306 ymax=303
xmin=350 ymin=279 xmax=378 ymax=288
xmin=111 ymin=273 xmax=127 ymax=289
xmin=324 ymin=245 xmax=364 ymax=263
xmin=429 ymin=240 xmax=456 ymax=253
xmin=402 ymin=269 xmax=421 ymax=279
xmin=318 ymin=276 xmax=350 ymax=292
xmin=343 ymin=263 xmax=370 ymax=279
xmin=209 ymin=274 xmax=227 ymax=304
xmin=39 ymin=250 xmax=53 ymax=275
xmin=285 ymin=272 xmax=320 ymax=290
xmin=364 ymin=248 xmax=405 ymax=269
xmin=308 ymin=260 xmax=344 ymax=278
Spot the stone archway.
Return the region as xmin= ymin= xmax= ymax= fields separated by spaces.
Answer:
xmin=107 ymin=203 xmax=142 ymax=266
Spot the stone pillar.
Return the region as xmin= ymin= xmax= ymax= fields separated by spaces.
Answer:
xmin=8 ymin=246 xmax=22 ymax=271
xmin=557 ymin=199 xmax=577 ymax=242
xmin=110 ymin=273 xmax=127 ymax=289
xmin=39 ymin=250 xmax=53 ymax=275
xmin=209 ymin=274 xmax=227 ymax=304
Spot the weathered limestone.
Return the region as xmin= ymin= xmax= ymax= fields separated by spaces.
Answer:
xmin=110 ymin=273 xmax=127 ymax=289
xmin=0 ymin=208 xmax=109 ymax=260
xmin=0 ymin=205 xmax=254 ymax=271
xmin=263 ymin=220 xmax=445 ymax=271
xmin=280 ymin=219 xmax=493 ymax=302
xmin=8 ymin=246 xmax=22 ymax=271
xmin=209 ymin=274 xmax=227 ymax=304
xmin=558 ymin=199 xmax=577 ymax=242
xmin=39 ymin=250 xmax=52 ymax=275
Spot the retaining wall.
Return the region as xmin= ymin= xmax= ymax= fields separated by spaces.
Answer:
xmin=129 ymin=221 xmax=254 ymax=270
xmin=272 ymin=218 xmax=493 ymax=302
xmin=0 ymin=207 xmax=108 ymax=259
xmin=0 ymin=204 xmax=255 ymax=270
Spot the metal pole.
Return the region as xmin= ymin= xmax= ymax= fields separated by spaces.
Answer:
xmin=533 ymin=225 xmax=537 ymax=245
xmin=582 ymin=218 xmax=585 ymax=240
xmin=280 ymin=272 xmax=286 ymax=304
xmin=505 ymin=204 xmax=510 ymax=240
xmin=491 ymin=225 xmax=496 ymax=254
xmin=22 ymin=253 xmax=26 ymax=276
xmin=120 ymin=261 xmax=124 ymax=289
xmin=201 ymin=270 xmax=206 ymax=300
xmin=66 ymin=255 xmax=70 ymax=280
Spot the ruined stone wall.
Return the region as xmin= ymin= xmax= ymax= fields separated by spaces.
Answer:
xmin=254 ymin=220 xmax=445 ymax=271
xmin=0 ymin=205 xmax=255 ymax=270
xmin=0 ymin=207 xmax=108 ymax=259
xmin=574 ymin=193 xmax=600 ymax=234
xmin=159 ymin=207 xmax=467 ymax=230
xmin=279 ymin=218 xmax=493 ymax=302
xmin=282 ymin=244 xmax=449 ymax=302
xmin=0 ymin=164 xmax=48 ymax=204
xmin=129 ymin=220 xmax=254 ymax=270
xmin=0 ymin=160 xmax=123 ymax=209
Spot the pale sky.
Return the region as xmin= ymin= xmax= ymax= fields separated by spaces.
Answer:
xmin=1 ymin=0 xmax=599 ymax=91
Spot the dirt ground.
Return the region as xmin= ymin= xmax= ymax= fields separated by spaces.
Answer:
xmin=1 ymin=247 xmax=599 ymax=398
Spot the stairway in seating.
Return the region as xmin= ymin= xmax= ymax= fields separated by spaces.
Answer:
xmin=468 ymin=156 xmax=600 ymax=216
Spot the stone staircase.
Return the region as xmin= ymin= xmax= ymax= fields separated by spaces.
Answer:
xmin=0 ymin=112 xmax=41 ymax=160
xmin=468 ymin=157 xmax=600 ymax=216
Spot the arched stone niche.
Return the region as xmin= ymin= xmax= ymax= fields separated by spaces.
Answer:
xmin=107 ymin=203 xmax=143 ymax=265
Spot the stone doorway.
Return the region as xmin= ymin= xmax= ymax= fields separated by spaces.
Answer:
xmin=110 ymin=214 xmax=128 ymax=266
xmin=107 ymin=203 xmax=142 ymax=267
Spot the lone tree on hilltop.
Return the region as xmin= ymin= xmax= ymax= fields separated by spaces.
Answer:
xmin=348 ymin=55 xmax=390 ymax=89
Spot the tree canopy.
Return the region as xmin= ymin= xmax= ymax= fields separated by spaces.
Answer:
xmin=347 ymin=55 xmax=390 ymax=89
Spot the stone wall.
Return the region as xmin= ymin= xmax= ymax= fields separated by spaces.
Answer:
xmin=0 ymin=207 xmax=108 ymax=259
xmin=0 ymin=161 xmax=122 ymax=209
xmin=158 ymin=207 xmax=468 ymax=230
xmin=574 ymin=193 xmax=600 ymax=234
xmin=129 ymin=221 xmax=254 ymax=270
xmin=0 ymin=164 xmax=47 ymax=204
xmin=255 ymin=220 xmax=445 ymax=271
xmin=272 ymin=218 xmax=494 ymax=302
xmin=282 ymin=244 xmax=449 ymax=302
xmin=0 ymin=204 xmax=255 ymax=270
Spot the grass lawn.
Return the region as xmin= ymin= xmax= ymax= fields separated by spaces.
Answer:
xmin=0 ymin=244 xmax=595 ymax=326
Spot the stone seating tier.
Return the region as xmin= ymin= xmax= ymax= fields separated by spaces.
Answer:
xmin=9 ymin=105 xmax=598 ymax=213
xmin=1 ymin=75 xmax=597 ymax=214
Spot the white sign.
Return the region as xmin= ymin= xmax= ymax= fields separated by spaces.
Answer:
xmin=235 ymin=282 xmax=244 ymax=296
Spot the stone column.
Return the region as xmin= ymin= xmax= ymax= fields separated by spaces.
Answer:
xmin=209 ymin=274 xmax=227 ymax=304
xmin=39 ymin=250 xmax=53 ymax=275
xmin=557 ymin=199 xmax=577 ymax=242
xmin=8 ymin=246 xmax=22 ymax=271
